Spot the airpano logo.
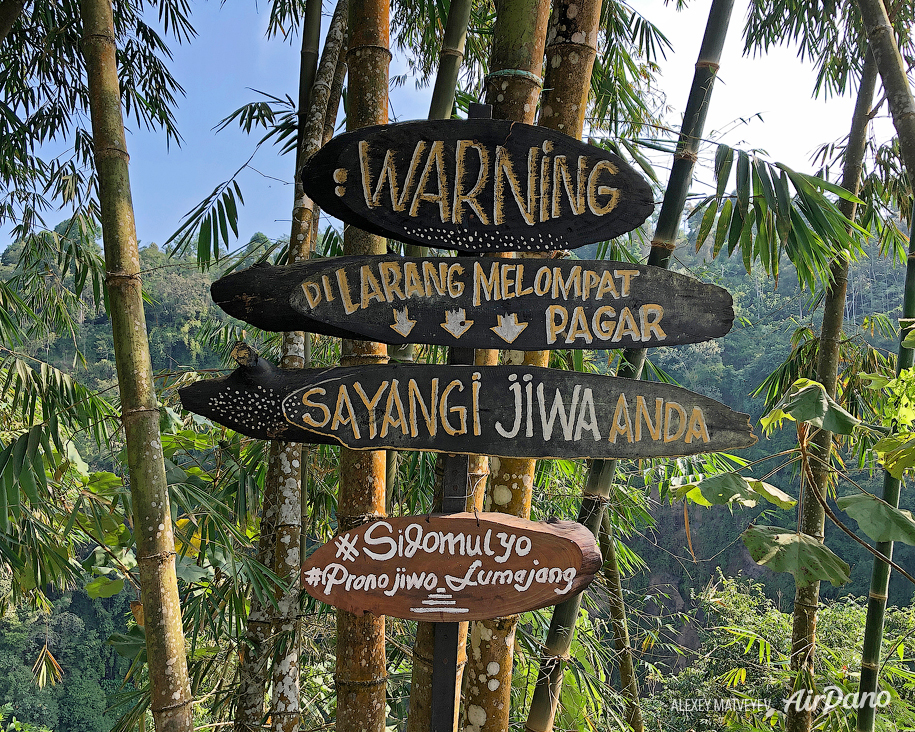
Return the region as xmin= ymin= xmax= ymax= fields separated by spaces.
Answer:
xmin=783 ymin=687 xmax=891 ymax=714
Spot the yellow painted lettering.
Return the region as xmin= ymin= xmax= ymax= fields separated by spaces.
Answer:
xmin=452 ymin=140 xmax=491 ymax=225
xmin=546 ymin=305 xmax=568 ymax=344
xmin=300 ymin=387 xmax=330 ymax=428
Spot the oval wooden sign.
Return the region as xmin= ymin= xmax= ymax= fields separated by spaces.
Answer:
xmin=301 ymin=119 xmax=654 ymax=253
xmin=301 ymin=513 xmax=602 ymax=621
xmin=179 ymin=362 xmax=757 ymax=459
xmin=210 ymin=257 xmax=734 ymax=351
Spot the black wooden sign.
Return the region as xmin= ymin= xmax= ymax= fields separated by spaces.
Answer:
xmin=301 ymin=119 xmax=654 ymax=253
xmin=179 ymin=362 xmax=756 ymax=460
xmin=211 ymin=257 xmax=734 ymax=351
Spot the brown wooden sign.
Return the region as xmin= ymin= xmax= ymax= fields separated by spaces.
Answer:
xmin=179 ymin=362 xmax=756 ymax=459
xmin=301 ymin=119 xmax=654 ymax=253
xmin=301 ymin=513 xmax=601 ymax=622
xmin=211 ymin=258 xmax=734 ymax=351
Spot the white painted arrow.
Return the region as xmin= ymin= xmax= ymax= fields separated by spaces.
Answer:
xmin=441 ymin=309 xmax=474 ymax=338
xmin=491 ymin=313 xmax=528 ymax=344
xmin=390 ymin=308 xmax=417 ymax=337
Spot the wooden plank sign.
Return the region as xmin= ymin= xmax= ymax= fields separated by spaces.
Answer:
xmin=210 ymin=258 xmax=734 ymax=350
xmin=301 ymin=513 xmax=601 ymax=622
xmin=301 ymin=119 xmax=654 ymax=253
xmin=179 ymin=361 xmax=757 ymax=459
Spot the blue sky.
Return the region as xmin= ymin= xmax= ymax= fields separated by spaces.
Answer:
xmin=5 ymin=0 xmax=897 ymax=253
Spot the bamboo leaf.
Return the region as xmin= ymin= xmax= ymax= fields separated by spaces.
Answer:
xmin=715 ymin=144 xmax=734 ymax=199
xmin=736 ymin=151 xmax=750 ymax=215
xmin=713 ymin=198 xmax=733 ymax=258
xmin=86 ymin=575 xmax=125 ymax=599
xmin=695 ymin=199 xmax=718 ymax=250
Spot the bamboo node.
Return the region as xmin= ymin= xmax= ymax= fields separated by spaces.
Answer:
xmin=695 ymin=60 xmax=720 ymax=72
xmin=338 ymin=512 xmax=386 ymax=531
xmin=347 ymin=45 xmax=393 ymax=62
xmin=546 ymin=40 xmax=597 ymax=55
xmin=485 ymin=69 xmax=543 ymax=87
xmin=868 ymin=591 xmax=888 ymax=601
xmin=674 ymin=150 xmax=699 ymax=163
xmin=95 ymin=145 xmax=130 ymax=162
xmin=121 ymin=406 xmax=160 ymax=418
xmin=650 ymin=239 xmax=677 ymax=251
xmin=335 ymin=676 xmax=388 ymax=688
xmin=439 ymin=48 xmax=464 ymax=60
xmin=139 ymin=550 xmax=177 ymax=564
xmin=105 ymin=269 xmax=141 ymax=282
xmin=151 ymin=697 xmax=191 ymax=713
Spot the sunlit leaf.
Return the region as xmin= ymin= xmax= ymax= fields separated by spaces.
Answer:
xmin=741 ymin=525 xmax=850 ymax=587
xmin=837 ymin=494 xmax=915 ymax=545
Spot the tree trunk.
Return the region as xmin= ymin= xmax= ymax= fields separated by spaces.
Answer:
xmin=0 ymin=0 xmax=25 ymax=45
xmin=79 ymin=1 xmax=193 ymax=730
xmin=521 ymin=1 xmax=602 ymax=728
xmin=233 ymin=7 xmax=348 ymax=731
xmin=401 ymin=1 xmax=480 ymax=727
xmin=524 ymin=1 xmax=734 ymax=729
xmin=334 ymin=0 xmax=390 ymax=729
xmin=786 ymin=50 xmax=876 ymax=732
xmin=461 ymin=3 xmax=551 ymax=732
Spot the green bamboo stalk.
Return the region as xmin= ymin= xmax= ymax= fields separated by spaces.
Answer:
xmin=334 ymin=0 xmax=391 ymax=729
xmin=79 ymin=1 xmax=192 ymax=730
xmin=786 ymin=50 xmax=876 ymax=732
xmin=233 ymin=7 xmax=348 ymax=731
xmin=271 ymin=7 xmax=350 ymax=732
xmin=855 ymin=0 xmax=915 ymax=176
xmin=853 ymin=18 xmax=915 ymax=720
xmin=523 ymin=3 xmax=734 ymax=730
xmin=398 ymin=1 xmax=481 ymax=727
xmin=461 ymin=3 xmax=551 ymax=731
xmin=856 ymin=200 xmax=915 ymax=732
xmin=522 ymin=0 xmax=604 ymax=727
xmin=599 ymin=511 xmax=643 ymax=732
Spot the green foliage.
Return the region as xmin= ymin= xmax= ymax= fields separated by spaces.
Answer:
xmin=760 ymin=378 xmax=861 ymax=435
xmin=741 ymin=525 xmax=851 ymax=588
xmin=836 ymin=494 xmax=915 ymax=545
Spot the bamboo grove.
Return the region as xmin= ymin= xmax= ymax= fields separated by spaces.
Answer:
xmin=1 ymin=0 xmax=915 ymax=732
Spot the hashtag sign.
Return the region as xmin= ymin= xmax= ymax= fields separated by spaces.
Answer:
xmin=334 ymin=533 xmax=360 ymax=561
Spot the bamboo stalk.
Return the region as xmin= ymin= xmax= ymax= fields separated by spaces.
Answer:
xmin=460 ymin=3 xmax=551 ymax=731
xmin=522 ymin=1 xmax=602 ymax=728
xmin=0 ymin=0 xmax=25 ymax=45
xmin=855 ymin=0 xmax=915 ymax=176
xmin=334 ymin=0 xmax=391 ymax=729
xmin=852 ymin=25 xmax=915 ymax=726
xmin=235 ymin=467 xmax=277 ymax=732
xmin=272 ymin=6 xmax=348 ymax=729
xmin=79 ymin=1 xmax=193 ymax=729
xmin=600 ymin=512 xmax=642 ymax=732
xmin=233 ymin=7 xmax=348 ymax=731
xmin=402 ymin=2 xmax=481 ymax=726
xmin=523 ymin=2 xmax=735 ymax=729
xmin=856 ymin=200 xmax=915 ymax=732
xmin=786 ymin=50 xmax=876 ymax=732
